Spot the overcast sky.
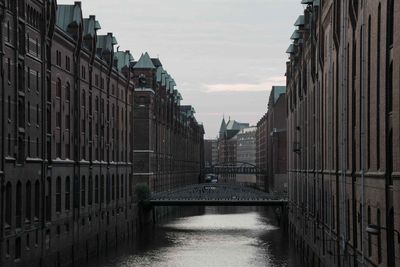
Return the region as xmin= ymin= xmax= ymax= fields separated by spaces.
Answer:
xmin=59 ymin=0 xmax=303 ymax=138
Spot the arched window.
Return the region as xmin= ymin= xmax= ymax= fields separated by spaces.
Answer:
xmin=34 ymin=180 xmax=40 ymax=219
xmin=5 ymin=182 xmax=12 ymax=226
xmin=88 ymin=175 xmax=93 ymax=205
xmin=65 ymin=176 xmax=70 ymax=210
xmin=16 ymin=181 xmax=22 ymax=228
xmin=56 ymin=177 xmax=61 ymax=212
xmin=25 ymin=181 xmax=31 ymax=221
xmin=81 ymin=176 xmax=86 ymax=207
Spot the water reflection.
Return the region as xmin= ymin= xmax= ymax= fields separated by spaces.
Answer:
xmin=101 ymin=207 xmax=292 ymax=267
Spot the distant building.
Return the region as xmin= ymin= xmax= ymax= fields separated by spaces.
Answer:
xmin=217 ymin=117 xmax=250 ymax=182
xmin=256 ymin=86 xmax=287 ymax=193
xmin=204 ymin=139 xmax=218 ymax=167
xmin=236 ymin=127 xmax=257 ymax=184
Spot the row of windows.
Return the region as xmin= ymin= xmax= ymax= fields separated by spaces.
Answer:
xmin=4 ymin=174 xmax=134 ymax=228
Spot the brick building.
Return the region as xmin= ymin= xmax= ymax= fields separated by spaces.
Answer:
xmin=286 ymin=0 xmax=400 ymax=266
xmin=256 ymin=86 xmax=287 ymax=193
xmin=204 ymin=139 xmax=217 ymax=167
xmin=0 ymin=1 xmax=204 ymax=266
xmin=132 ymin=53 xmax=204 ymax=193
xmin=217 ymin=117 xmax=249 ymax=182
xmin=236 ymin=127 xmax=257 ymax=184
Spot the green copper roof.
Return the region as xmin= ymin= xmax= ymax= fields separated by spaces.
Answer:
xmin=96 ymin=34 xmax=113 ymax=54
xmin=56 ymin=3 xmax=82 ymax=32
xmin=114 ymin=51 xmax=134 ymax=72
xmin=219 ymin=117 xmax=227 ymax=133
xmin=156 ymin=66 xmax=164 ymax=82
xmin=294 ymin=15 xmax=305 ymax=26
xmin=94 ymin=20 xmax=101 ymax=30
xmin=290 ymin=30 xmax=300 ymax=40
xmin=286 ymin=44 xmax=295 ymax=54
xmin=271 ymin=86 xmax=287 ymax=104
xmin=133 ymin=52 xmax=156 ymax=69
xmin=83 ymin=16 xmax=96 ymax=38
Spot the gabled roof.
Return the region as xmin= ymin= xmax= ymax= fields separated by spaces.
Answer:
xmin=156 ymin=66 xmax=164 ymax=82
xmin=151 ymin=58 xmax=163 ymax=68
xmin=268 ymin=86 xmax=287 ymax=107
xmin=290 ymin=30 xmax=301 ymax=40
xmin=56 ymin=3 xmax=82 ymax=32
xmin=114 ymin=51 xmax=134 ymax=72
xmin=83 ymin=16 xmax=96 ymax=38
xmin=132 ymin=52 xmax=156 ymax=69
xmin=294 ymin=15 xmax=305 ymax=27
xmin=96 ymin=33 xmax=113 ymax=54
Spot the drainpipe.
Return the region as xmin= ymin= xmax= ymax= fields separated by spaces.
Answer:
xmin=0 ymin=1 xmax=5 ymax=265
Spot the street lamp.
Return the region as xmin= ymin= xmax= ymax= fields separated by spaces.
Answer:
xmin=366 ymin=224 xmax=400 ymax=243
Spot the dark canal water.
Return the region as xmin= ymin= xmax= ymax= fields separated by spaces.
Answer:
xmin=94 ymin=207 xmax=296 ymax=267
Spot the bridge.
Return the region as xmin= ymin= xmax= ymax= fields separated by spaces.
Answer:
xmin=202 ymin=161 xmax=267 ymax=175
xmin=150 ymin=183 xmax=287 ymax=206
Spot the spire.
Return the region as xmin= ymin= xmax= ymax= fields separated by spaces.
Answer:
xmin=219 ymin=116 xmax=227 ymax=134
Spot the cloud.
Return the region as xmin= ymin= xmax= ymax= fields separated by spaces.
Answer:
xmin=203 ymin=76 xmax=286 ymax=93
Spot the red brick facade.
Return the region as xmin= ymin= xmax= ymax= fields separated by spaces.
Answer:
xmin=287 ymin=0 xmax=400 ymax=266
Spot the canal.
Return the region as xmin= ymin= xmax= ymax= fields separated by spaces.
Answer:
xmin=91 ymin=207 xmax=296 ymax=267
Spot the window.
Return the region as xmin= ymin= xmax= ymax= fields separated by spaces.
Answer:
xmin=8 ymin=96 xmax=11 ymax=120
xmin=7 ymin=21 xmax=10 ymax=42
xmin=5 ymin=182 xmax=11 ymax=226
xmin=7 ymin=58 xmax=11 ymax=82
xmin=66 ymin=82 xmax=70 ymax=101
xmin=88 ymin=176 xmax=93 ymax=205
xmin=15 ymin=238 xmax=21 ymax=259
xmin=65 ymin=177 xmax=70 ymax=210
xmin=95 ymin=175 xmax=99 ymax=204
xmin=56 ymin=78 xmax=61 ymax=98
xmin=56 ymin=177 xmax=61 ymax=212
xmin=16 ymin=181 xmax=22 ymax=228
xmin=34 ymin=180 xmax=40 ymax=219
xmin=56 ymin=50 xmax=61 ymax=66
xmin=100 ymin=175 xmax=105 ymax=203
xmin=107 ymin=175 xmax=111 ymax=203
xmin=26 ymin=181 xmax=31 ymax=221
xmin=65 ymin=56 xmax=70 ymax=71
xmin=116 ymin=175 xmax=120 ymax=199
xmin=81 ymin=66 xmax=86 ymax=80
xmin=36 ymin=104 xmax=39 ymax=125
xmin=27 ymin=101 xmax=31 ymax=123
xmin=111 ymin=175 xmax=115 ymax=201
xmin=81 ymin=176 xmax=86 ymax=207
xmin=27 ymin=67 xmax=31 ymax=89
xmin=46 ymin=177 xmax=52 ymax=222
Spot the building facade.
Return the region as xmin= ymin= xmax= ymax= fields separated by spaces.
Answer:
xmin=204 ymin=139 xmax=217 ymax=168
xmin=217 ymin=118 xmax=249 ymax=182
xmin=236 ymin=127 xmax=257 ymax=184
xmin=0 ymin=1 xmax=204 ymax=266
xmin=287 ymin=0 xmax=400 ymax=266
xmin=132 ymin=53 xmax=204 ymax=193
xmin=256 ymin=86 xmax=287 ymax=193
